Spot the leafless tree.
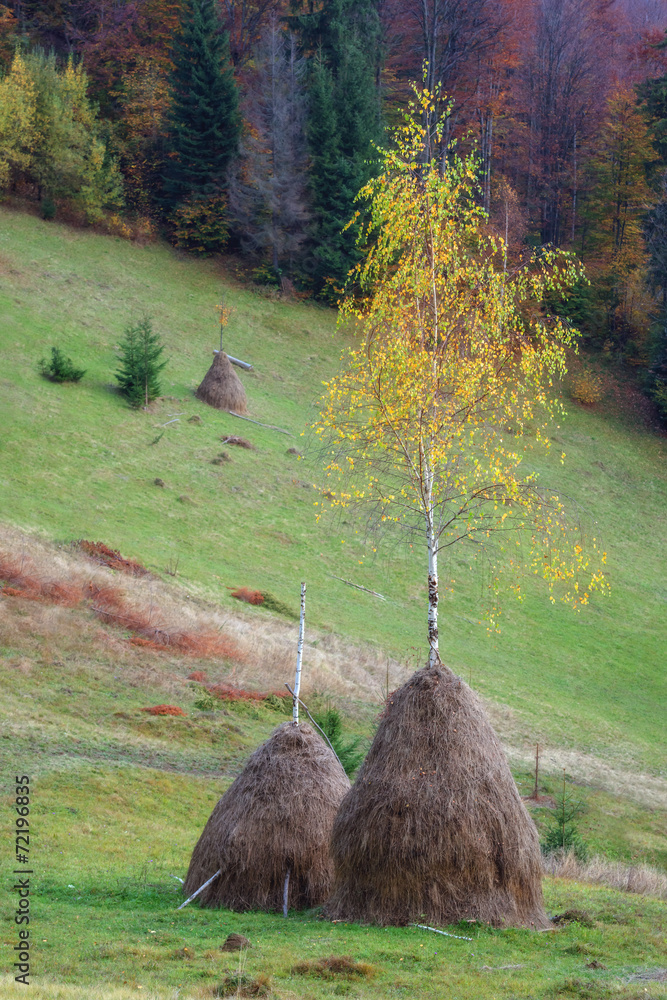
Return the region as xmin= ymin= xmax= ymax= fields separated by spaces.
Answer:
xmin=229 ymin=16 xmax=311 ymax=276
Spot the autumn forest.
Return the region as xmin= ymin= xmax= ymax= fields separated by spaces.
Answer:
xmin=1 ymin=0 xmax=667 ymax=418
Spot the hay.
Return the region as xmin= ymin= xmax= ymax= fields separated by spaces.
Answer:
xmin=325 ymin=664 xmax=549 ymax=928
xmin=183 ymin=722 xmax=350 ymax=911
xmin=196 ymin=351 xmax=247 ymax=414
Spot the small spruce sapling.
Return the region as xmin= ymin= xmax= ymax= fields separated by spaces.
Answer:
xmin=541 ymin=770 xmax=588 ymax=860
xmin=314 ymin=706 xmax=367 ymax=778
xmin=39 ymin=346 xmax=86 ymax=383
xmin=115 ymin=317 xmax=167 ymax=408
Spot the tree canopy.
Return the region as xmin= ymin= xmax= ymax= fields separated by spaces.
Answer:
xmin=315 ymin=88 xmax=608 ymax=663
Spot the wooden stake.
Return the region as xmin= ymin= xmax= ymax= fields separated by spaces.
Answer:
xmin=533 ymin=743 xmax=540 ymax=799
xmin=177 ymin=869 xmax=221 ymax=910
xmin=282 ymin=869 xmax=290 ymax=918
xmin=293 ymin=583 xmax=306 ymax=725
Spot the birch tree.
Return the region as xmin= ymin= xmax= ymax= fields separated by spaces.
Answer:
xmin=314 ymin=88 xmax=607 ymax=666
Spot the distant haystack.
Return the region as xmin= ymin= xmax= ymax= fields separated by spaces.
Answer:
xmin=195 ymin=351 xmax=247 ymax=413
xmin=183 ymin=722 xmax=350 ymax=911
xmin=325 ymin=664 xmax=549 ymax=928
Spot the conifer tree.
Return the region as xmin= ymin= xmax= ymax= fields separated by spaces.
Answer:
xmin=115 ymin=318 xmax=167 ymax=409
xmin=162 ymin=0 xmax=240 ymax=211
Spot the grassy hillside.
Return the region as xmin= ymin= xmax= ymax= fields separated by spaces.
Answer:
xmin=1 ymin=207 xmax=665 ymax=775
xmin=1 ymin=208 xmax=666 ymax=1000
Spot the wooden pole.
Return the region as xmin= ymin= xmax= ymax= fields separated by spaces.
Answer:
xmin=293 ymin=582 xmax=306 ymax=725
xmin=177 ymin=869 xmax=221 ymax=910
xmin=282 ymin=869 xmax=290 ymax=918
xmin=533 ymin=743 xmax=540 ymax=799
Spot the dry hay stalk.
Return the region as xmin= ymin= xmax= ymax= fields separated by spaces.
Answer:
xmin=325 ymin=664 xmax=549 ymax=928
xmin=543 ymin=851 xmax=667 ymax=900
xmin=183 ymin=722 xmax=350 ymax=911
xmin=196 ymin=352 xmax=247 ymax=414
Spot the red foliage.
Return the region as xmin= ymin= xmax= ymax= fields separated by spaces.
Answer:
xmin=230 ymin=587 xmax=264 ymax=605
xmin=140 ymin=705 xmax=186 ymax=716
xmin=77 ymin=541 xmax=150 ymax=577
xmin=187 ymin=671 xmax=208 ymax=681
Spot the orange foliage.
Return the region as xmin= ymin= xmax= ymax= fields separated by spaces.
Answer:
xmin=230 ymin=587 xmax=264 ymax=605
xmin=187 ymin=671 xmax=208 ymax=681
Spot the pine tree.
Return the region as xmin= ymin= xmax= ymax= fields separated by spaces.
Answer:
xmin=161 ymin=0 xmax=240 ymax=211
xmin=115 ymin=318 xmax=167 ymax=408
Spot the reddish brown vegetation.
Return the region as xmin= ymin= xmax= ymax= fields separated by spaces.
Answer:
xmin=206 ymin=683 xmax=288 ymax=703
xmin=230 ymin=587 xmax=264 ymax=605
xmin=0 ymin=555 xmax=82 ymax=606
xmin=187 ymin=671 xmax=208 ymax=681
xmin=87 ymin=584 xmax=246 ymax=661
xmin=141 ymin=705 xmax=186 ymax=716
xmin=0 ymin=551 xmax=246 ymax=664
xmin=77 ymin=540 xmax=150 ymax=576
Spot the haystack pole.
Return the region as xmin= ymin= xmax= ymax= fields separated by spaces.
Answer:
xmin=325 ymin=663 xmax=550 ymax=929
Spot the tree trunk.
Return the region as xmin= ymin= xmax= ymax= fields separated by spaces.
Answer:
xmin=293 ymin=582 xmax=306 ymax=724
xmin=425 ymin=468 xmax=439 ymax=667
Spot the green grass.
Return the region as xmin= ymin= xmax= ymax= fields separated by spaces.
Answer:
xmin=1 ymin=765 xmax=666 ymax=1000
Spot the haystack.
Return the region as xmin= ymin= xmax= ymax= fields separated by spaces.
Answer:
xmin=195 ymin=351 xmax=247 ymax=413
xmin=183 ymin=722 xmax=350 ymax=911
xmin=325 ymin=664 xmax=549 ymax=928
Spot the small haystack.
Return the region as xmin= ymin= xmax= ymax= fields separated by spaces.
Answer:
xmin=325 ymin=664 xmax=549 ymax=928
xmin=195 ymin=351 xmax=247 ymax=414
xmin=183 ymin=722 xmax=350 ymax=911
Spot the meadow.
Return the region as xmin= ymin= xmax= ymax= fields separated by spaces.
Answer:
xmin=0 ymin=206 xmax=665 ymax=998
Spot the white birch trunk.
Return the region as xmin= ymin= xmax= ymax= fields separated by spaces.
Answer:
xmin=293 ymin=582 xmax=306 ymax=724
xmin=425 ymin=465 xmax=439 ymax=667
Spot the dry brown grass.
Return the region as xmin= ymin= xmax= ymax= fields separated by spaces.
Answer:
xmin=291 ymin=956 xmax=378 ymax=980
xmin=0 ymin=524 xmax=402 ymax=702
xmin=543 ymin=851 xmax=667 ymax=900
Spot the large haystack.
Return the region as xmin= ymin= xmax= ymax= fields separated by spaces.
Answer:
xmin=325 ymin=664 xmax=549 ymax=928
xmin=195 ymin=351 xmax=247 ymax=413
xmin=183 ymin=722 xmax=350 ymax=911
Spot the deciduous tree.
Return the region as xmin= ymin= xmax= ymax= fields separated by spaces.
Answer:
xmin=315 ymin=88 xmax=607 ymax=663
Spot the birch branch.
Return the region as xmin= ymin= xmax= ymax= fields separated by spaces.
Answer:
xmin=330 ymin=576 xmax=386 ymax=600
xmin=413 ymin=924 xmax=473 ymax=941
xmin=284 ymin=684 xmax=344 ymax=772
xmin=227 ymin=411 xmax=295 ymax=436
xmin=177 ymin=869 xmax=221 ymax=910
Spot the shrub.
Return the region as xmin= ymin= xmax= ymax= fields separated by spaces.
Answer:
xmin=169 ymin=194 xmax=230 ymax=255
xmin=40 ymin=196 xmax=56 ymax=220
xmin=39 ymin=346 xmax=86 ymax=383
xmin=115 ymin=316 xmax=167 ymax=408
xmin=571 ymin=370 xmax=603 ymax=405
xmin=541 ymin=778 xmax=589 ymax=861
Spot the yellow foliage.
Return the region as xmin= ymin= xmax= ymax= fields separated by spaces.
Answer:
xmin=315 ymin=86 xmax=608 ymax=632
xmin=0 ymin=53 xmax=37 ymax=188
xmin=571 ymin=370 xmax=603 ymax=405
